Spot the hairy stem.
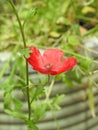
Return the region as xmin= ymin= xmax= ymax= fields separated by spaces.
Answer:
xmin=8 ymin=0 xmax=31 ymax=120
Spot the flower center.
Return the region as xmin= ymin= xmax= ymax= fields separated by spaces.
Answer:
xmin=45 ymin=63 xmax=52 ymax=70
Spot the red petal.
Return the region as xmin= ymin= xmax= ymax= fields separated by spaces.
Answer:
xmin=50 ymin=58 xmax=77 ymax=75
xmin=26 ymin=47 xmax=54 ymax=74
xmin=26 ymin=47 xmax=45 ymax=70
xmin=43 ymin=49 xmax=64 ymax=65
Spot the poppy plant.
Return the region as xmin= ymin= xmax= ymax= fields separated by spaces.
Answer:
xmin=26 ymin=46 xmax=77 ymax=75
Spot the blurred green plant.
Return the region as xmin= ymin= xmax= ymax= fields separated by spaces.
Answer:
xmin=0 ymin=0 xmax=98 ymax=129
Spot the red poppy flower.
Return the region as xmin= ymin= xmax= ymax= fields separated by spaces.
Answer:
xmin=26 ymin=46 xmax=77 ymax=75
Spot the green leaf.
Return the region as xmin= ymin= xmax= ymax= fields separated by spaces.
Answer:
xmin=49 ymin=31 xmax=60 ymax=38
xmin=30 ymin=86 xmax=44 ymax=103
xmin=68 ymin=35 xmax=79 ymax=47
xmin=62 ymin=74 xmax=73 ymax=87
xmin=26 ymin=120 xmax=38 ymax=130
xmin=49 ymin=94 xmax=65 ymax=110
xmin=72 ymin=24 xmax=81 ymax=36
xmin=31 ymin=101 xmax=48 ymax=122
xmin=79 ymin=56 xmax=93 ymax=71
xmin=4 ymin=89 xmax=13 ymax=108
xmin=23 ymin=8 xmax=37 ymax=27
xmin=52 ymin=94 xmax=65 ymax=105
xmin=13 ymin=98 xmax=23 ymax=111
xmin=27 ymin=8 xmax=37 ymax=18
xmin=61 ymin=0 xmax=72 ymax=14
xmin=82 ymin=6 xmax=95 ymax=14
xmin=5 ymin=109 xmax=27 ymax=120
xmin=20 ymin=48 xmax=32 ymax=58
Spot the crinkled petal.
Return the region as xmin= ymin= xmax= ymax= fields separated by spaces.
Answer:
xmin=26 ymin=47 xmax=45 ymax=72
xmin=33 ymin=66 xmax=52 ymax=74
xmin=50 ymin=58 xmax=77 ymax=75
xmin=26 ymin=47 xmax=55 ymax=74
xmin=43 ymin=49 xmax=64 ymax=65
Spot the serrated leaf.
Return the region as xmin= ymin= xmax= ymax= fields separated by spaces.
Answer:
xmin=13 ymin=98 xmax=23 ymax=111
xmin=20 ymin=48 xmax=32 ymax=58
xmin=5 ymin=109 xmax=27 ymax=120
xmin=31 ymin=101 xmax=48 ymax=122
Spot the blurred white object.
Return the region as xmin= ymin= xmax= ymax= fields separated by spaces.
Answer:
xmin=83 ymin=37 xmax=98 ymax=59
xmin=0 ymin=52 xmax=11 ymax=62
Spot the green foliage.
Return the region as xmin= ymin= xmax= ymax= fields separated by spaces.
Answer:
xmin=68 ymin=35 xmax=80 ymax=47
xmin=26 ymin=120 xmax=38 ymax=130
xmin=50 ymin=94 xmax=65 ymax=110
xmin=5 ymin=109 xmax=27 ymax=120
xmin=78 ymin=56 xmax=93 ymax=72
xmin=30 ymin=85 xmax=44 ymax=102
xmin=23 ymin=7 xmax=38 ymax=28
xmin=0 ymin=0 xmax=98 ymax=129
xmin=31 ymin=101 xmax=48 ymax=122
xmin=20 ymin=48 xmax=32 ymax=58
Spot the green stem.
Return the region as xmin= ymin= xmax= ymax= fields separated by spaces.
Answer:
xmin=8 ymin=0 xmax=31 ymax=120
xmin=46 ymin=77 xmax=55 ymax=100
xmin=8 ymin=0 xmax=26 ymax=48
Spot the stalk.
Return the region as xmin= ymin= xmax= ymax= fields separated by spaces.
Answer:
xmin=8 ymin=0 xmax=31 ymax=120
